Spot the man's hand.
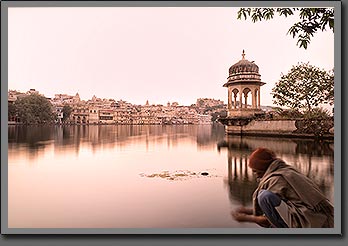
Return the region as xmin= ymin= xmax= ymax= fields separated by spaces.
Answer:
xmin=234 ymin=206 xmax=253 ymax=215
xmin=231 ymin=208 xmax=271 ymax=228
xmin=231 ymin=211 xmax=253 ymax=222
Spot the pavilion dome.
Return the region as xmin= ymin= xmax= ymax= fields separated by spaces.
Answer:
xmin=223 ymin=50 xmax=263 ymax=85
xmin=228 ymin=50 xmax=259 ymax=76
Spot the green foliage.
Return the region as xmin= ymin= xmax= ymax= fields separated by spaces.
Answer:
xmin=273 ymin=108 xmax=303 ymax=119
xmin=14 ymin=94 xmax=55 ymax=124
xmin=62 ymin=105 xmax=73 ymax=122
xmin=8 ymin=103 xmax=17 ymax=119
xmin=210 ymin=110 xmax=227 ymax=121
xmin=292 ymin=108 xmax=333 ymax=136
xmin=237 ymin=8 xmax=334 ymax=49
xmin=323 ymin=69 xmax=334 ymax=105
xmin=303 ymin=107 xmax=331 ymax=119
xmin=271 ymin=63 xmax=334 ymax=113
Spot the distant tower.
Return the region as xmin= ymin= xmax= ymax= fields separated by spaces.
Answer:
xmin=73 ymin=92 xmax=81 ymax=103
xmin=223 ymin=50 xmax=266 ymax=118
xmin=145 ymin=100 xmax=149 ymax=106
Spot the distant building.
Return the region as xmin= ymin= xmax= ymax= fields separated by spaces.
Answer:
xmin=53 ymin=94 xmax=74 ymax=104
xmin=26 ymin=89 xmax=39 ymax=95
xmin=99 ymin=109 xmax=114 ymax=124
xmin=70 ymin=105 xmax=89 ymax=124
xmin=196 ymin=98 xmax=224 ymax=108
xmin=88 ymin=107 xmax=99 ymax=124
xmin=8 ymin=89 xmax=220 ymax=125
xmin=55 ymin=105 xmax=64 ymax=124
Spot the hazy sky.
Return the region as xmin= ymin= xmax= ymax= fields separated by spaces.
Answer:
xmin=8 ymin=7 xmax=334 ymax=106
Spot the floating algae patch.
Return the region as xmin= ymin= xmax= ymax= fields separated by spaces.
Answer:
xmin=145 ymin=171 xmax=171 ymax=179
xmin=140 ymin=169 xmax=220 ymax=181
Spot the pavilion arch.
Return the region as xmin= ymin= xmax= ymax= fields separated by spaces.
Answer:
xmin=242 ymin=87 xmax=252 ymax=108
xmin=231 ymin=88 xmax=240 ymax=108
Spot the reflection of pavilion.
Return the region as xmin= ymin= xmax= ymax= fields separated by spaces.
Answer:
xmin=217 ymin=135 xmax=335 ymax=205
xmin=218 ymin=137 xmax=258 ymax=206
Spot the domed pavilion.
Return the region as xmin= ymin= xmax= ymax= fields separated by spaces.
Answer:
xmin=223 ymin=50 xmax=266 ymax=118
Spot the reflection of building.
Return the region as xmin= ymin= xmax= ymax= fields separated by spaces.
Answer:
xmin=218 ymin=135 xmax=335 ymax=205
xmin=218 ymin=137 xmax=258 ymax=206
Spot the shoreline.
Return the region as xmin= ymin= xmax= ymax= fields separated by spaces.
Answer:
xmin=8 ymin=122 xmax=334 ymax=140
xmin=224 ymin=131 xmax=334 ymax=141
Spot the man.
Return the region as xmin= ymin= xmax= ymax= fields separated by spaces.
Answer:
xmin=231 ymin=147 xmax=334 ymax=228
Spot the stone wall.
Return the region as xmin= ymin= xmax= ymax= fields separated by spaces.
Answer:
xmin=226 ymin=119 xmax=297 ymax=135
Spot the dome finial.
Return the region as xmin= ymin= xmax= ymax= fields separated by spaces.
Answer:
xmin=242 ymin=49 xmax=245 ymax=59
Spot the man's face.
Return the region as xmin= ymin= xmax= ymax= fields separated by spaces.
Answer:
xmin=251 ymin=168 xmax=265 ymax=179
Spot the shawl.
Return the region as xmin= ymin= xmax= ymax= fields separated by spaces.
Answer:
xmin=252 ymin=158 xmax=334 ymax=228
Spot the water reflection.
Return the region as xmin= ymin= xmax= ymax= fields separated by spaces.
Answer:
xmin=9 ymin=124 xmax=335 ymax=204
xmin=8 ymin=125 xmax=54 ymax=147
xmin=9 ymin=124 xmax=226 ymax=153
xmin=218 ymin=136 xmax=334 ymax=205
xmin=8 ymin=124 xmax=334 ymax=228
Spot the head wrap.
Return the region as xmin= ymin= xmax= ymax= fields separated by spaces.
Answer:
xmin=248 ymin=148 xmax=276 ymax=172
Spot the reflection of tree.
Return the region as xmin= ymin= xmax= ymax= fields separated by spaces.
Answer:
xmin=294 ymin=139 xmax=334 ymax=157
xmin=290 ymin=140 xmax=333 ymax=199
xmin=9 ymin=125 xmax=54 ymax=144
xmin=8 ymin=125 xmax=54 ymax=155
xmin=217 ymin=135 xmax=335 ymax=206
xmin=8 ymin=125 xmax=55 ymax=159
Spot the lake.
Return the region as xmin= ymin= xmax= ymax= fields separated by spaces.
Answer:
xmin=8 ymin=124 xmax=334 ymax=228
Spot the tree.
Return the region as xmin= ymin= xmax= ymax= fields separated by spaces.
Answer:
xmin=273 ymin=107 xmax=303 ymax=119
xmin=8 ymin=103 xmax=17 ymax=120
xmin=237 ymin=8 xmax=334 ymax=49
xmin=295 ymin=107 xmax=333 ymax=136
xmin=14 ymin=94 xmax=55 ymax=124
xmin=324 ymin=68 xmax=334 ymax=106
xmin=62 ymin=105 xmax=73 ymax=122
xmin=271 ymin=62 xmax=334 ymax=113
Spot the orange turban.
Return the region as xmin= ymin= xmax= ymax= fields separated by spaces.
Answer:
xmin=248 ymin=148 xmax=276 ymax=172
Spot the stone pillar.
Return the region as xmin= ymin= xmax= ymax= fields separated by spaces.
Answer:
xmin=252 ymin=88 xmax=256 ymax=108
xmin=244 ymin=93 xmax=248 ymax=108
xmin=239 ymin=91 xmax=243 ymax=109
xmin=258 ymin=89 xmax=261 ymax=109
xmin=234 ymin=94 xmax=237 ymax=109
xmin=228 ymin=87 xmax=232 ymax=110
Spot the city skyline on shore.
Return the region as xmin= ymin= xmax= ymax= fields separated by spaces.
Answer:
xmin=9 ymin=87 xmax=227 ymax=106
xmin=8 ymin=7 xmax=334 ymax=107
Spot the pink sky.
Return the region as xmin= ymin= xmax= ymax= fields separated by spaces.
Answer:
xmin=8 ymin=7 xmax=334 ymax=106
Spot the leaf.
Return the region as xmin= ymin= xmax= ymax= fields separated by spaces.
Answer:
xmin=238 ymin=7 xmax=333 ymax=49
xmin=329 ymin=18 xmax=334 ymax=30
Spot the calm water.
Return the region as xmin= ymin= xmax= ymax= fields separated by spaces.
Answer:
xmin=8 ymin=124 xmax=334 ymax=228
